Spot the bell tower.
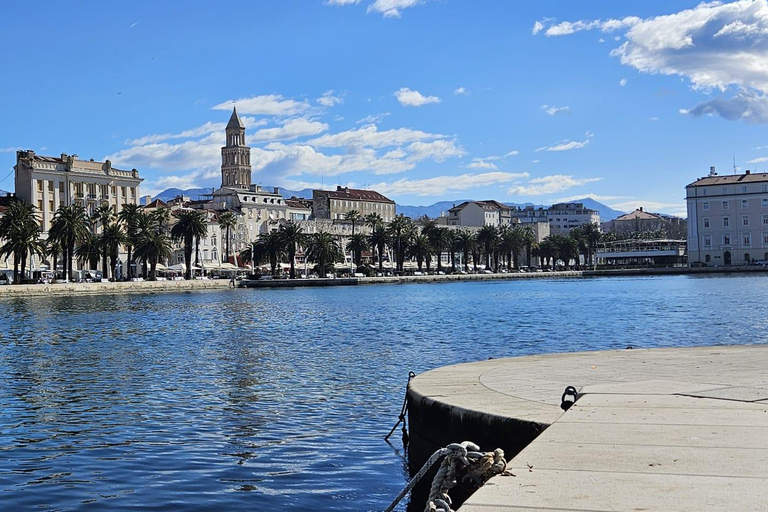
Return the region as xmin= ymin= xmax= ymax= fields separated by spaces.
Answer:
xmin=221 ymin=107 xmax=251 ymax=188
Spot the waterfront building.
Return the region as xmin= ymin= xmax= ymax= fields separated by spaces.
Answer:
xmin=446 ymin=200 xmax=513 ymax=227
xmin=14 ymin=150 xmax=142 ymax=233
xmin=686 ymin=168 xmax=768 ymax=266
xmin=510 ymin=203 xmax=600 ymax=236
xmin=596 ymin=239 xmax=687 ymax=267
xmin=312 ymin=186 xmax=395 ymax=223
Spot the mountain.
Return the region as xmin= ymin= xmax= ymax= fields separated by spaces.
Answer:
xmin=153 ymin=188 xmax=215 ymax=203
xmin=566 ymin=198 xmax=626 ymax=222
xmin=0 ymin=188 xmax=9 ymax=197
xmin=396 ymin=200 xmax=473 ymax=220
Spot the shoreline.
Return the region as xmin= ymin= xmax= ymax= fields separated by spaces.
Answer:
xmin=2 ymin=265 xmax=768 ymax=297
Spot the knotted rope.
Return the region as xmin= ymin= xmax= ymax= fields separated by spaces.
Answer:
xmin=384 ymin=441 xmax=507 ymax=512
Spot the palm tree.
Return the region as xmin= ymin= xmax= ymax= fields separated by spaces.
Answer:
xmin=430 ymin=226 xmax=452 ymax=273
xmin=305 ymin=231 xmax=343 ymax=278
xmin=455 ymin=229 xmax=477 ymax=272
xmin=521 ymin=226 xmax=536 ymax=267
xmin=387 ymin=214 xmax=410 ymax=273
xmin=278 ymin=221 xmax=307 ymax=279
xmin=253 ymin=231 xmax=284 ymax=276
xmin=477 ymin=225 xmax=499 ymax=271
xmin=75 ymin=231 xmax=102 ymax=271
xmin=346 ymin=209 xmax=362 ymax=235
xmin=346 ymin=233 xmax=370 ymax=268
xmin=364 ymin=212 xmax=383 ymax=231
xmin=134 ymin=227 xmax=172 ymax=280
xmin=42 ymin=238 xmax=62 ymax=279
xmin=171 ymin=210 xmax=207 ymax=280
xmin=101 ymin=223 xmax=127 ymax=280
xmin=499 ymin=225 xmax=524 ymax=270
xmin=92 ymin=203 xmax=114 ymax=232
xmin=49 ymin=204 xmax=90 ymax=281
xmin=118 ymin=203 xmax=141 ymax=278
xmin=368 ymin=223 xmax=388 ymax=273
xmin=408 ymin=233 xmax=432 ymax=271
xmin=218 ymin=211 xmax=237 ymax=264
xmin=445 ymin=229 xmax=458 ymax=272
xmin=580 ymin=223 xmax=602 ymax=267
xmin=0 ymin=201 xmax=43 ymax=284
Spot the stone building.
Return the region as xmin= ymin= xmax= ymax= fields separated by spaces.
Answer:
xmin=686 ymin=168 xmax=768 ymax=266
xmin=312 ymin=186 xmax=395 ymax=223
xmin=14 ymin=150 xmax=142 ymax=233
xmin=446 ymin=200 xmax=513 ymax=227
xmin=510 ymin=202 xmax=600 ymax=236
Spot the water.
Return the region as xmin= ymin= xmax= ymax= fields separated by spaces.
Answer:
xmin=1 ymin=274 xmax=767 ymax=511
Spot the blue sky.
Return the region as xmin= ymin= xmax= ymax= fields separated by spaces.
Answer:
xmin=3 ymin=1 xmax=768 ymax=217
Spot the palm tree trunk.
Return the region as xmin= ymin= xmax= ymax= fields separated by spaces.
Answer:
xmin=127 ymin=246 xmax=133 ymax=279
xmin=289 ymin=251 xmax=296 ymax=279
xmin=226 ymin=227 xmax=231 ymax=263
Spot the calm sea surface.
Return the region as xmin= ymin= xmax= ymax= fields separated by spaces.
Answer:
xmin=1 ymin=274 xmax=767 ymax=511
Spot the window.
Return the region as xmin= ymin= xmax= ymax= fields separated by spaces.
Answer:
xmin=59 ymin=182 xmax=64 ymax=194
xmin=763 ymin=214 xmax=768 ymax=226
xmin=743 ymin=215 xmax=750 ymax=227
xmin=743 ymin=233 xmax=751 ymax=247
xmin=742 ymin=186 xmax=748 ymax=194
xmin=703 ymin=202 xmax=710 ymax=211
xmin=37 ymin=181 xmax=43 ymax=192
xmin=723 ymin=234 xmax=731 ymax=246
xmin=703 ymin=218 xmax=710 ymax=228
xmin=703 ymin=235 xmax=711 ymax=248
xmin=722 ymin=186 xmax=728 ymax=194
xmin=763 ymin=184 xmax=768 ymax=193
xmin=763 ymin=233 xmax=768 ymax=247
xmin=742 ymin=199 xmax=749 ymax=209
xmin=763 ymin=198 xmax=768 ymax=208
xmin=702 ymin=188 xmax=707 ymax=196
xmin=723 ymin=217 xmax=730 ymax=227
xmin=722 ymin=201 xmax=729 ymax=210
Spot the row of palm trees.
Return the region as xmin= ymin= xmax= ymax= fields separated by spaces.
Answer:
xmin=0 ymin=199 xmax=216 ymax=284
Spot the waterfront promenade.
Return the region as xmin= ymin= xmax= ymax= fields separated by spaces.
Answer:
xmin=408 ymin=345 xmax=768 ymax=511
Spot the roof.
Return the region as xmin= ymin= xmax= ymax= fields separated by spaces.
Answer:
xmin=317 ymin=186 xmax=393 ymax=203
xmin=687 ymin=172 xmax=768 ymax=187
xmin=144 ymin=198 xmax=167 ymax=209
xmin=227 ymin=107 xmax=245 ymax=130
xmin=285 ymin=197 xmax=312 ymax=209
xmin=449 ymin=200 xmax=510 ymax=213
xmin=614 ymin=208 xmax=663 ymax=221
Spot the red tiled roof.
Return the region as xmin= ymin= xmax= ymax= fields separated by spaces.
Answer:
xmin=145 ymin=198 xmax=167 ymax=208
xmin=319 ymin=187 xmax=393 ymax=203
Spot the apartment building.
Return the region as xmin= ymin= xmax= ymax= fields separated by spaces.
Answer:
xmin=686 ymin=168 xmax=768 ymax=266
xmin=447 ymin=200 xmax=513 ymax=227
xmin=14 ymin=150 xmax=142 ymax=233
xmin=510 ymin=202 xmax=600 ymax=236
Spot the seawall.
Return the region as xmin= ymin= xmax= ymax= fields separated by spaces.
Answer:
xmin=0 ymin=279 xmax=232 ymax=298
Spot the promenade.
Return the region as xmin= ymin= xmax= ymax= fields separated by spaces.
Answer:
xmin=0 ymin=279 xmax=232 ymax=297
xmin=408 ymin=345 xmax=768 ymax=511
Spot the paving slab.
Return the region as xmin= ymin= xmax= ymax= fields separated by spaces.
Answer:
xmin=407 ymin=345 xmax=768 ymax=511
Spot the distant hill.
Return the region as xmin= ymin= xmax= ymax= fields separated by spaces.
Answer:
xmin=152 ymin=187 xmax=627 ymax=222
xmin=0 ymin=188 xmax=9 ymax=197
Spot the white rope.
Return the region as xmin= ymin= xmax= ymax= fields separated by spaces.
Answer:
xmin=384 ymin=441 xmax=507 ymax=512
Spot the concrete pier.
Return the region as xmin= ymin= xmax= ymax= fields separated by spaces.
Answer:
xmin=407 ymin=345 xmax=768 ymax=511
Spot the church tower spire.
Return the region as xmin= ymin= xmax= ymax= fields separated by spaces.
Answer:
xmin=221 ymin=107 xmax=251 ymax=188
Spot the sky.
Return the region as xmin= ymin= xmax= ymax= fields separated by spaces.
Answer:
xmin=4 ymin=1 xmax=768 ymax=217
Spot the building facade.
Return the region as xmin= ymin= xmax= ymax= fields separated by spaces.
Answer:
xmin=686 ymin=169 xmax=768 ymax=266
xmin=510 ymin=202 xmax=600 ymax=236
xmin=446 ymin=200 xmax=513 ymax=227
xmin=220 ymin=107 xmax=252 ymax=189
xmin=312 ymin=186 xmax=395 ymax=223
xmin=14 ymin=150 xmax=142 ymax=233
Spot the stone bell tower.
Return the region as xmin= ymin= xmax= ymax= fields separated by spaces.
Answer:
xmin=221 ymin=107 xmax=251 ymax=188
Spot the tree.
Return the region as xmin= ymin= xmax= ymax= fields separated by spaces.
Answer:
xmin=305 ymin=231 xmax=343 ymax=278
xmin=477 ymin=225 xmax=499 ymax=271
xmin=0 ymin=201 xmax=43 ymax=284
xmin=445 ymin=229 xmax=457 ymax=272
xmin=252 ymin=231 xmax=284 ymax=276
xmin=408 ymin=233 xmax=432 ymax=271
xmin=134 ymin=225 xmax=172 ymax=280
xmin=75 ymin=231 xmax=102 ymax=271
xmin=364 ymin=212 xmax=383 ymax=231
xmin=346 ymin=233 xmax=369 ymax=268
xmin=579 ymin=223 xmax=602 ymax=267
xmin=101 ymin=223 xmax=127 ymax=280
xmin=368 ymin=223 xmax=389 ymax=273
xmin=118 ymin=203 xmax=141 ymax=278
xmin=218 ymin=211 xmax=237 ymax=264
xmin=49 ymin=204 xmax=90 ymax=282
xmin=425 ymin=224 xmax=450 ymax=273
xmin=521 ymin=226 xmax=536 ymax=267
xmin=455 ymin=229 xmax=477 ymax=272
xmin=278 ymin=221 xmax=307 ymax=279
xmin=42 ymin=238 xmax=62 ymax=279
xmin=498 ymin=225 xmax=521 ymax=270
xmin=92 ymin=203 xmax=115 ymax=232
xmin=171 ymin=210 xmax=207 ymax=280
xmin=346 ymin=209 xmax=362 ymax=236
xmin=387 ymin=214 xmax=410 ymax=273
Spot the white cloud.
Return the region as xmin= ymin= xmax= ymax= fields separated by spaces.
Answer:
xmin=454 ymin=86 xmax=469 ymax=95
xmin=541 ymin=104 xmax=571 ymax=115
xmin=536 ymin=16 xmax=641 ymax=37
xmin=532 ymin=20 xmax=545 ymax=35
xmin=0 ymin=146 xmax=19 ymax=153
xmin=317 ymin=90 xmax=343 ymax=107
xmin=505 ymin=150 xmax=520 ymax=157
xmin=250 ymin=118 xmax=329 ymax=142
xmin=405 ymin=139 xmax=466 ymax=162
xmin=748 ymin=156 xmax=768 ymax=163
xmin=356 ymin=112 xmax=390 ymax=124
xmin=126 ymin=121 xmax=227 ymax=145
xmin=619 ymin=78 xmax=627 ymax=87
xmin=556 ymin=193 xmax=630 ymax=203
xmin=649 ymin=116 xmax=659 ymax=121
xmin=681 ymin=89 xmax=768 ymax=123
xmin=535 ymin=139 xmax=591 ymax=152
xmin=608 ymin=199 xmax=686 ymax=217
xmin=308 ymin=124 xmax=443 ymax=148
xmin=533 ymin=1 xmax=768 ymax=123
xmin=531 ymin=159 xmax=540 ymax=163
xmin=371 ymin=171 xmax=529 ymax=197
xmin=467 ymin=158 xmax=499 ymax=170
xmin=367 ymin=0 xmax=422 ymax=18
xmin=326 ymin=0 xmax=360 ymax=4
xmin=508 ymin=175 xmax=602 ymax=196
xmin=212 ymin=95 xmax=310 ymax=116
xmin=394 ymin=87 xmax=441 ymax=107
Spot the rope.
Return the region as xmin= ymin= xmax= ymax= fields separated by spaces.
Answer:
xmin=385 ymin=371 xmax=416 ymax=446
xmin=384 ymin=441 xmax=507 ymax=512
